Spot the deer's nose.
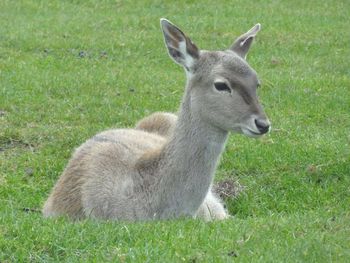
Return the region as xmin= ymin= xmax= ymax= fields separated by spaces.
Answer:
xmin=254 ymin=119 xmax=270 ymax=134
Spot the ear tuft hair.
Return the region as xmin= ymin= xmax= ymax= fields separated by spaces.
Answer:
xmin=230 ymin=23 xmax=261 ymax=59
xmin=160 ymin=18 xmax=199 ymax=70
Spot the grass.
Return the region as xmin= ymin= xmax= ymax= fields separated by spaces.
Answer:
xmin=1 ymin=0 xmax=349 ymax=262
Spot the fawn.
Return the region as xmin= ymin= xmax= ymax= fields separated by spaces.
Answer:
xmin=43 ymin=19 xmax=270 ymax=221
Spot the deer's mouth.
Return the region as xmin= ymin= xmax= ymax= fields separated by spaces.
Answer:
xmin=241 ymin=128 xmax=263 ymax=138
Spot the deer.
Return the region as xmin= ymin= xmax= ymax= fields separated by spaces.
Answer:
xmin=42 ymin=18 xmax=270 ymax=221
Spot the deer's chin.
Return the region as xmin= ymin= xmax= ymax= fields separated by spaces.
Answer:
xmin=241 ymin=128 xmax=264 ymax=138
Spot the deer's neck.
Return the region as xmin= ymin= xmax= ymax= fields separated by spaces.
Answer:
xmin=156 ymin=88 xmax=228 ymax=218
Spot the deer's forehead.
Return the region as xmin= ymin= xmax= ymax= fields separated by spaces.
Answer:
xmin=197 ymin=51 xmax=254 ymax=77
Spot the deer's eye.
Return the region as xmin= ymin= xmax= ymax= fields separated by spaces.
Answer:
xmin=214 ymin=82 xmax=231 ymax=93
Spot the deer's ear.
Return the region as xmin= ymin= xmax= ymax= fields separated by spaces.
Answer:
xmin=230 ymin=23 xmax=261 ymax=59
xmin=160 ymin=18 xmax=199 ymax=70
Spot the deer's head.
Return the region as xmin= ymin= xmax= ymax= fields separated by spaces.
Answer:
xmin=161 ymin=19 xmax=270 ymax=137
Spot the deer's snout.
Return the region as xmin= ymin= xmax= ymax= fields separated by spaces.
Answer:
xmin=254 ymin=118 xmax=270 ymax=134
xmin=241 ymin=115 xmax=271 ymax=138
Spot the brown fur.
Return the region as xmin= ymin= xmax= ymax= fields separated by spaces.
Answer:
xmin=42 ymin=19 xmax=270 ymax=221
xmin=135 ymin=112 xmax=177 ymax=138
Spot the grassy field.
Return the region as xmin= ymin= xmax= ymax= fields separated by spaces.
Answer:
xmin=1 ymin=0 xmax=349 ymax=262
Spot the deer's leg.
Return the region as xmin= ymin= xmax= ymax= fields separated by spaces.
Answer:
xmin=195 ymin=189 xmax=229 ymax=221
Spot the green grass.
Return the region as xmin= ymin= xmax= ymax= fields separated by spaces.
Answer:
xmin=1 ymin=0 xmax=349 ymax=262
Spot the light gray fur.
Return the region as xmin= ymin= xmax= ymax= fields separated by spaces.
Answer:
xmin=135 ymin=112 xmax=228 ymax=221
xmin=42 ymin=19 xmax=270 ymax=221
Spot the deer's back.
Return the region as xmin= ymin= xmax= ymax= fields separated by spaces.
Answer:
xmin=43 ymin=128 xmax=165 ymax=219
